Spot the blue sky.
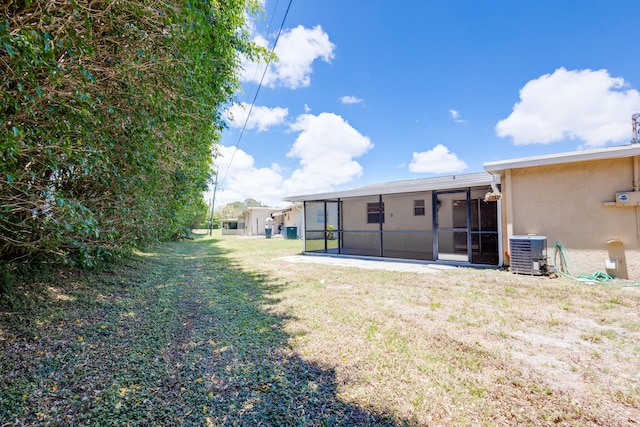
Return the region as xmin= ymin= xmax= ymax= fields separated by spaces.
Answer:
xmin=206 ymin=0 xmax=640 ymax=208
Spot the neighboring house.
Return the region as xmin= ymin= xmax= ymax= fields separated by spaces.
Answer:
xmin=220 ymin=218 xmax=239 ymax=235
xmin=485 ymin=143 xmax=640 ymax=280
xmin=237 ymin=207 xmax=279 ymax=237
xmin=270 ymin=203 xmax=303 ymax=238
xmin=283 ymin=143 xmax=640 ymax=280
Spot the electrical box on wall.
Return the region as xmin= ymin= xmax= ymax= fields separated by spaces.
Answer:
xmin=615 ymin=191 xmax=640 ymax=206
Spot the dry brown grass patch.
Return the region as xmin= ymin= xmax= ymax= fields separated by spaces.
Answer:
xmin=220 ymin=235 xmax=640 ymax=426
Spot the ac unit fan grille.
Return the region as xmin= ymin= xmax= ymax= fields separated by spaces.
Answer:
xmin=510 ymin=236 xmax=547 ymax=276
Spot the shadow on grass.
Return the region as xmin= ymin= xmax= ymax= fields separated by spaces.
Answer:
xmin=0 ymin=236 xmax=409 ymax=426
xmin=160 ymin=237 xmax=405 ymax=426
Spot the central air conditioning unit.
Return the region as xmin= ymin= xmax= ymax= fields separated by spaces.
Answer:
xmin=509 ymin=235 xmax=547 ymax=275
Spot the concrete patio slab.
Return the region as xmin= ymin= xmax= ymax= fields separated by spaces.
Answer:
xmin=278 ymin=255 xmax=456 ymax=274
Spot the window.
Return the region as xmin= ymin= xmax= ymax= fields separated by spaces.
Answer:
xmin=317 ymin=210 xmax=325 ymax=223
xmin=367 ymin=202 xmax=385 ymax=224
xmin=414 ymin=199 xmax=425 ymax=216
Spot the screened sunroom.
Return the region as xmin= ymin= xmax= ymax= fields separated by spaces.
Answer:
xmin=283 ymin=172 xmax=502 ymax=266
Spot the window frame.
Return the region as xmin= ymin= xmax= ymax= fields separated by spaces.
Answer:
xmin=367 ymin=202 xmax=385 ymax=224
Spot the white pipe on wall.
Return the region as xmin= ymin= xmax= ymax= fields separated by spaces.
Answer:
xmin=635 ymin=156 xmax=640 ymax=242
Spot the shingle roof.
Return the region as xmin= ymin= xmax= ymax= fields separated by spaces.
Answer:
xmin=283 ymin=172 xmax=495 ymax=202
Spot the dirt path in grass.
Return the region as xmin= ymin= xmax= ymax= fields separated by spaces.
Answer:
xmin=0 ymin=238 xmax=398 ymax=426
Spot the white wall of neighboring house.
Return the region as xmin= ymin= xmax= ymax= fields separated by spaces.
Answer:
xmin=238 ymin=207 xmax=278 ymax=237
xmin=272 ymin=204 xmax=303 ymax=238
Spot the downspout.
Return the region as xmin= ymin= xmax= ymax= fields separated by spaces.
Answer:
xmin=489 ymin=170 xmax=513 ymax=267
xmin=295 ymin=204 xmax=304 ymax=242
xmin=324 ymin=202 xmax=328 ymax=252
xmin=634 ymin=156 xmax=639 ymax=192
xmin=491 ymin=179 xmax=500 ymax=195
xmin=634 ymin=156 xmax=640 ymax=242
xmin=379 ymin=194 xmax=384 ymax=257
xmin=486 ymin=174 xmax=504 ymax=267
xmin=484 ymin=174 xmax=502 ymax=202
xmin=302 ymin=202 xmax=307 ymax=251
xmin=633 ymin=114 xmax=640 ymax=242
xmin=337 ymin=198 xmax=342 ymax=254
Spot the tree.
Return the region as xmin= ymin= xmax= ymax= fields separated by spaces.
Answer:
xmin=219 ymin=201 xmax=247 ymax=218
xmin=1 ymin=0 xmax=269 ymax=265
xmin=245 ymin=198 xmax=263 ymax=207
xmin=218 ymin=198 xmax=266 ymax=218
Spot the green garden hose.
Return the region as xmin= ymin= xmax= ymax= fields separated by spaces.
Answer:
xmin=551 ymin=242 xmax=640 ymax=286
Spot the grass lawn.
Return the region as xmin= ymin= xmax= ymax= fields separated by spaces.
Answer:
xmin=1 ymin=230 xmax=639 ymax=426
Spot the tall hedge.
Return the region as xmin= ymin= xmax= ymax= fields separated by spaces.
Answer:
xmin=1 ymin=0 xmax=267 ymax=264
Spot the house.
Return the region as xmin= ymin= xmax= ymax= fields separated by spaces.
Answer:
xmin=270 ymin=204 xmax=303 ymax=238
xmin=220 ymin=218 xmax=239 ymax=235
xmin=283 ymin=144 xmax=640 ymax=280
xmin=485 ymin=143 xmax=640 ymax=280
xmin=237 ymin=207 xmax=279 ymax=237
xmin=283 ymin=172 xmax=501 ymax=265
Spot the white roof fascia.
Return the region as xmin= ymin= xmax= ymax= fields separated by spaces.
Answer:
xmin=270 ymin=208 xmax=291 ymax=216
xmin=242 ymin=207 xmax=276 ymax=214
xmin=282 ymin=172 xmax=495 ymax=203
xmin=484 ymin=144 xmax=640 ymax=173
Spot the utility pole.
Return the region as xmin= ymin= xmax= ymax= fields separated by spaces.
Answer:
xmin=209 ymin=173 xmax=218 ymax=236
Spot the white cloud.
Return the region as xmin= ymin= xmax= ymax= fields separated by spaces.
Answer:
xmin=496 ymin=68 xmax=640 ymax=147
xmin=284 ymin=112 xmax=373 ymax=195
xmin=206 ymin=145 xmax=286 ymax=208
xmin=205 ymin=113 xmax=372 ymax=206
xmin=339 ymin=95 xmax=363 ymax=105
xmin=225 ymin=102 xmax=288 ymax=132
xmin=409 ymin=144 xmax=468 ymax=174
xmin=449 ymin=109 xmax=466 ymax=124
xmin=242 ymin=25 xmax=335 ymax=89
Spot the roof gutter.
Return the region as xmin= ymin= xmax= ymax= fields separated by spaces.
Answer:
xmin=484 ymin=144 xmax=640 ymax=173
xmin=484 ymin=174 xmax=502 ymax=202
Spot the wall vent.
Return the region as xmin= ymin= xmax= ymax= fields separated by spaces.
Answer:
xmin=510 ymin=235 xmax=547 ymax=275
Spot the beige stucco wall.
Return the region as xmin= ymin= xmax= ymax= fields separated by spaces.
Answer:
xmin=382 ymin=192 xmax=433 ymax=259
xmin=340 ymin=193 xmax=433 ymax=230
xmin=503 ymin=156 xmax=640 ymax=279
xmin=341 ymin=196 xmax=380 ymax=252
xmin=339 ymin=193 xmax=434 ymax=257
xmin=342 ymin=196 xmax=379 ymax=230
xmin=383 ymin=192 xmax=433 ymax=230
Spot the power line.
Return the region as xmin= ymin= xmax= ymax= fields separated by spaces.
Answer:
xmin=243 ymin=0 xmax=281 ymax=93
xmin=216 ymin=0 xmax=293 ymax=191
